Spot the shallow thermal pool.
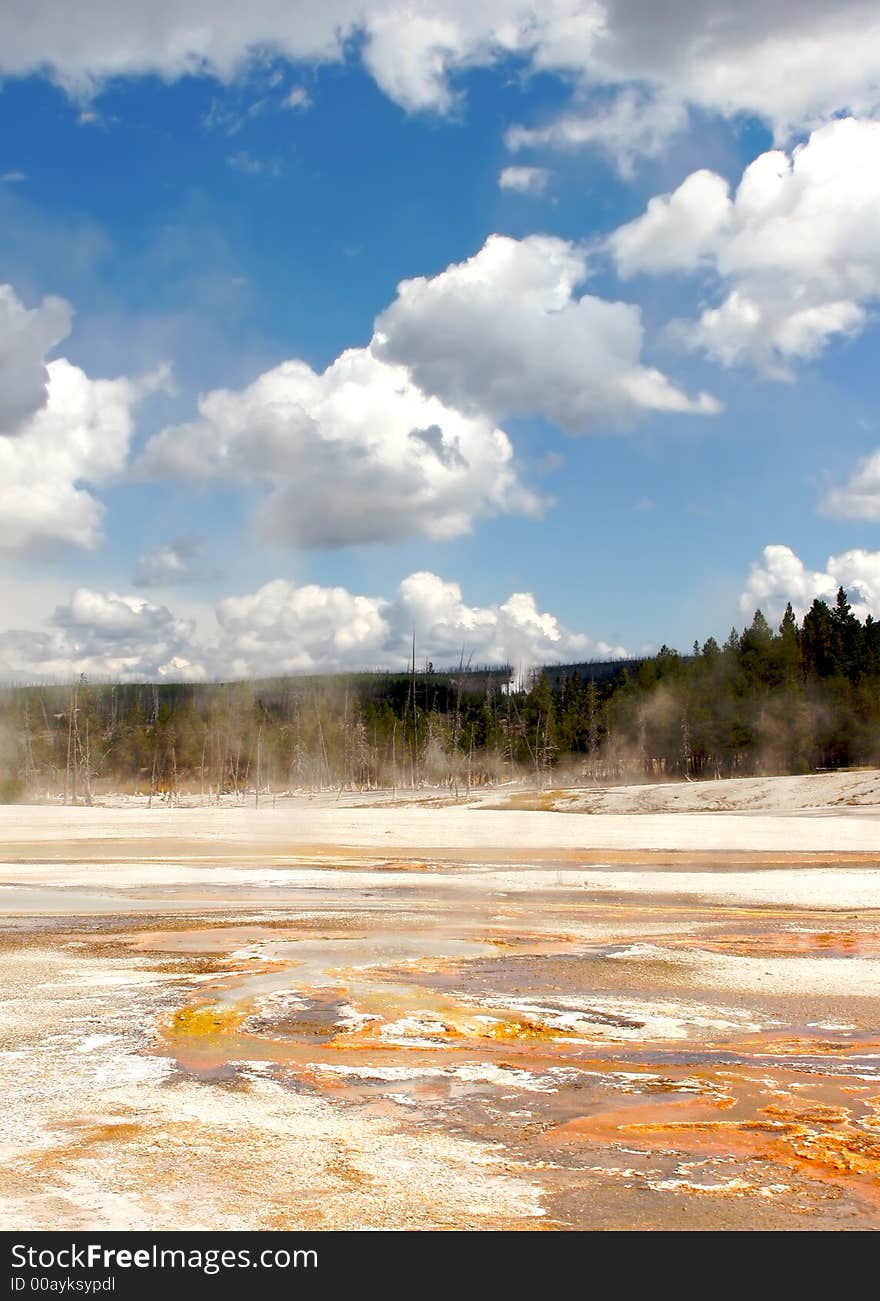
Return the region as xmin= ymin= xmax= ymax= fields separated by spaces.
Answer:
xmin=1 ymin=823 xmax=879 ymax=1230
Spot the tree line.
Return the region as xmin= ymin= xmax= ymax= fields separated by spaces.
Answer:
xmin=1 ymin=588 xmax=878 ymax=803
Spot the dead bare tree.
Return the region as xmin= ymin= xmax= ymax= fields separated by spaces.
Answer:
xmin=312 ymin=690 xmax=330 ymax=790
xmin=22 ymin=700 xmax=35 ymax=798
xmin=391 ymin=717 xmax=399 ymax=799
xmin=255 ymin=719 xmax=263 ymax=809
xmin=410 ymin=631 xmax=418 ymax=787
xmin=64 ymin=683 xmax=77 ymax=805
xmin=148 ymin=740 xmax=158 ymax=809
xmin=76 ymin=706 xmax=93 ymax=806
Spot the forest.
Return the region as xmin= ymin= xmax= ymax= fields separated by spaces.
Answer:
xmin=1 ymin=588 xmax=878 ymax=803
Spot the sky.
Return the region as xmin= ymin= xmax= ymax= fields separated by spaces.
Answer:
xmin=1 ymin=1 xmax=880 ymax=682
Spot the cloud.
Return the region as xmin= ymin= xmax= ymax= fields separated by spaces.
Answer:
xmin=0 ymin=2 xmax=511 ymax=111
xmin=407 ymin=423 xmax=468 ymax=469
xmin=227 ymin=150 xmax=282 ymax=177
xmin=498 ymin=165 xmax=551 ymax=195
xmin=214 ymin=579 xmax=391 ymax=678
xmin=0 ymin=282 xmax=169 ymax=554
xmin=0 ymin=360 xmax=157 ymax=553
xmin=518 ymin=1 xmax=880 ymax=154
xmin=393 ymin=570 xmax=626 ymax=669
xmin=283 ymin=85 xmax=311 ymax=110
xmin=213 ymin=569 xmax=628 ymax=680
xmin=739 ymin=543 xmax=880 ymax=623
xmin=823 ymin=448 xmax=880 ymax=520
xmin=608 ymin=119 xmax=880 ymax=375
xmin=373 ymin=233 xmax=720 ymax=432
xmin=133 ymin=535 xmax=219 ymax=587
xmin=139 ymin=345 xmax=545 ymax=547
xmin=581 ymin=0 xmax=880 ymax=141
xmin=506 ymin=89 xmax=687 ymax=176
xmin=608 ymin=169 xmax=733 ymax=278
xmin=337 ymin=4 xmax=537 ymax=114
xmin=0 ymin=570 xmax=626 ymax=682
xmin=0 ymin=284 xmax=167 ymax=553
xmin=2 ymin=2 xmax=878 ymax=144
xmin=1 ymin=171 xmax=25 ymax=183
xmin=0 ymin=588 xmax=203 ymax=682
xmin=0 ymin=283 xmax=72 ymax=432
xmin=141 ymin=234 xmax=717 ymax=538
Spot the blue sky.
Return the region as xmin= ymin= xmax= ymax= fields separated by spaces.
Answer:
xmin=1 ymin=2 xmax=880 ymax=681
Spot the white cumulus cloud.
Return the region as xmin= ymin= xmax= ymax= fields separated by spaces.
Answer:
xmin=0 ymin=282 xmax=168 ymax=554
xmin=139 ymin=345 xmax=544 ymax=547
xmin=498 ymin=165 xmax=551 ymax=195
xmin=516 ymin=1 xmax=880 ymax=157
xmin=608 ymin=118 xmax=880 ymax=376
xmin=0 ymin=284 xmax=72 ymax=432
xmin=212 ymin=570 xmax=626 ymax=679
xmin=214 ymin=580 xmax=391 ymax=678
xmin=393 ymin=570 xmax=626 ymax=669
xmin=0 ymin=589 xmax=203 ymax=682
xmin=142 ymin=233 xmax=716 ymax=536
xmin=0 ymin=570 xmax=626 ymax=682
xmin=0 ymin=286 xmax=167 ymax=554
xmin=739 ymin=543 xmax=880 ymax=624
xmin=608 ymin=169 xmax=733 ymax=278
xmin=373 ymin=233 xmax=719 ymax=432
xmin=283 ymin=85 xmax=311 ymax=111
xmin=506 ymin=89 xmax=688 ymax=176
xmin=823 ymin=448 xmax=880 ymax=521
xmin=133 ymin=535 xmax=218 ymax=587
xmin=3 ymin=2 xmax=880 ymax=149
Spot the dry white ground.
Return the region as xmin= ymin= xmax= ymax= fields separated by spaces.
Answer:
xmin=1 ymin=769 xmax=878 ymax=1230
xmin=511 ymin=768 xmax=880 ymax=815
xmin=2 ymin=768 xmax=879 ymax=856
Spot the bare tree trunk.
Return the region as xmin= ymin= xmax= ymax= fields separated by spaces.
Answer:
xmin=681 ymin=707 xmax=693 ymax=781
xmin=217 ymin=734 xmax=228 ymax=806
xmin=342 ymin=687 xmax=350 ymax=791
xmin=64 ymin=686 xmax=76 ymax=805
xmin=39 ymin=697 xmax=57 ymax=797
xmin=410 ymin=630 xmax=418 ymax=788
xmin=233 ymin=740 xmax=242 ymax=802
xmin=22 ymin=701 xmax=35 ymax=797
xmin=148 ymin=742 xmax=158 ymax=809
xmin=391 ymin=718 xmax=399 ymax=799
xmin=255 ymin=723 xmax=263 ymax=809
xmin=506 ymin=693 xmax=514 ymax=782
xmin=79 ymin=712 xmax=93 ymax=806
xmin=313 ymin=692 xmax=330 ymax=790
xmin=451 ymin=649 xmax=464 ymax=799
xmin=71 ymin=684 xmax=79 ymax=805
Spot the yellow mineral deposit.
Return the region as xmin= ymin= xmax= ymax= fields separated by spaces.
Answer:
xmin=1 ymin=772 xmax=878 ymax=1230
